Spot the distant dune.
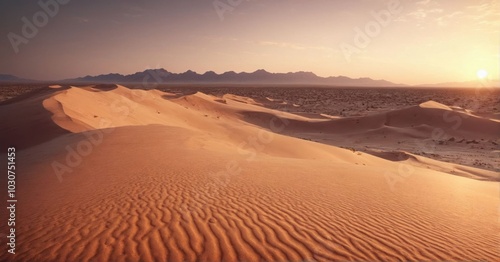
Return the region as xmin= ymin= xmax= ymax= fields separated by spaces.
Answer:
xmin=0 ymin=85 xmax=498 ymax=261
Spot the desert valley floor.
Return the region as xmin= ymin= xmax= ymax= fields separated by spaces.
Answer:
xmin=0 ymin=84 xmax=499 ymax=261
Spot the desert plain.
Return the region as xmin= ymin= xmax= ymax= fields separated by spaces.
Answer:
xmin=0 ymin=84 xmax=499 ymax=261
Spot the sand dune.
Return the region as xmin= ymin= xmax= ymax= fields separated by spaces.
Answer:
xmin=1 ymin=85 xmax=499 ymax=261
xmin=236 ymin=97 xmax=499 ymax=177
xmin=240 ymin=99 xmax=500 ymax=138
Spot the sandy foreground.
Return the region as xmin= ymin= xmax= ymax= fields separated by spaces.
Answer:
xmin=0 ymin=85 xmax=499 ymax=261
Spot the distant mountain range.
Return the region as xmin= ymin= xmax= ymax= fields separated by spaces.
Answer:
xmin=61 ymin=69 xmax=403 ymax=87
xmin=0 ymin=74 xmax=31 ymax=83
xmin=1 ymin=69 xmax=498 ymax=87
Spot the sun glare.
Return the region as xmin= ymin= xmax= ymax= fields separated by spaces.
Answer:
xmin=476 ymin=69 xmax=488 ymax=79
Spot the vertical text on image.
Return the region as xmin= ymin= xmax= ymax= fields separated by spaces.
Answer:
xmin=7 ymin=147 xmax=17 ymax=254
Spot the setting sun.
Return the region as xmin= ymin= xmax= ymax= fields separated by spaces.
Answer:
xmin=477 ymin=69 xmax=488 ymax=79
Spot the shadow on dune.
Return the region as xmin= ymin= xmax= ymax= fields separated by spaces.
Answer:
xmin=160 ymin=91 xmax=196 ymax=100
xmin=161 ymin=93 xmax=184 ymax=100
xmin=0 ymin=86 xmax=74 ymax=150
xmin=363 ymin=150 xmax=412 ymax=161
xmin=82 ymin=84 xmax=119 ymax=92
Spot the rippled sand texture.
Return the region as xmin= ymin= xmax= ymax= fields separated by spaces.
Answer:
xmin=0 ymin=85 xmax=499 ymax=261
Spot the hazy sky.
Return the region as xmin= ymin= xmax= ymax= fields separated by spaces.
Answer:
xmin=0 ymin=0 xmax=498 ymax=85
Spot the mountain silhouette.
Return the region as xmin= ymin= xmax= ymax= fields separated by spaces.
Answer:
xmin=62 ymin=69 xmax=403 ymax=87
